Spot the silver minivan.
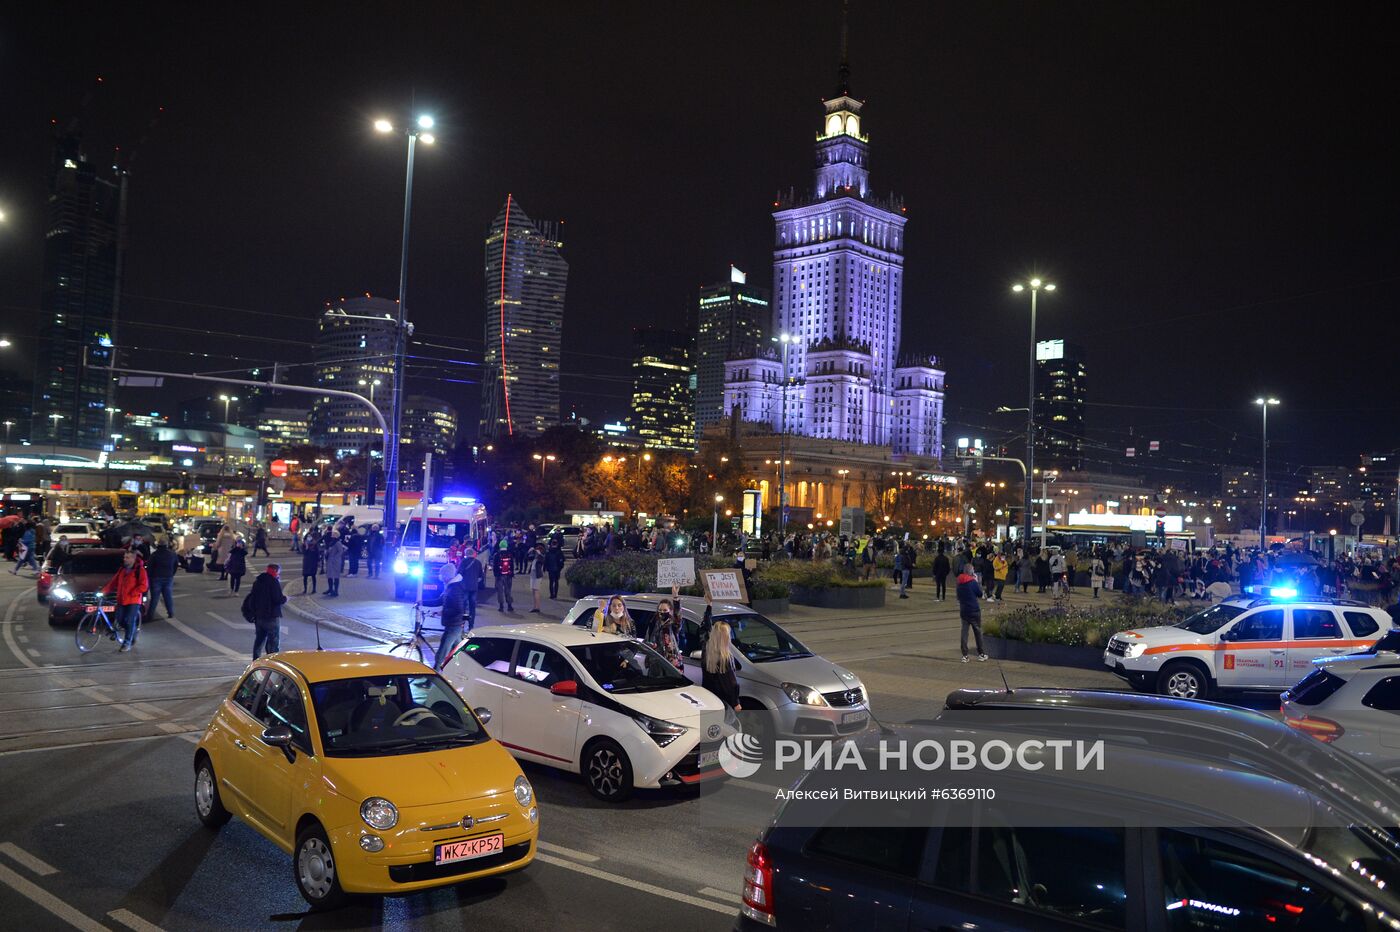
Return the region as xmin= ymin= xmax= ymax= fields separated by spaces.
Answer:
xmin=561 ymin=594 xmax=870 ymax=739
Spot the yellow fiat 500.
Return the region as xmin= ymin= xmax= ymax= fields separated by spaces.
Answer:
xmin=194 ymin=651 xmax=537 ymax=909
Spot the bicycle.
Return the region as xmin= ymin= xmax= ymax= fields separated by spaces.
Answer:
xmin=388 ymin=605 xmax=456 ymax=667
xmin=75 ymin=599 xmax=126 ymax=653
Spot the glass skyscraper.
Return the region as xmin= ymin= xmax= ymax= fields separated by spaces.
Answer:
xmin=695 ymin=266 xmax=769 ymax=434
xmin=480 ymin=196 xmax=568 ymax=439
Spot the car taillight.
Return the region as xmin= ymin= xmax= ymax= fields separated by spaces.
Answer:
xmin=741 ymin=839 xmax=776 ymax=926
xmin=1284 ymin=714 xmax=1345 ymax=743
xmin=39 ymin=573 xmax=51 ymax=586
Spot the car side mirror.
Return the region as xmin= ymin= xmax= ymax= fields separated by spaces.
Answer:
xmin=688 ymin=650 xmax=702 ymax=661
xmin=550 ymin=680 xmax=578 ymax=697
xmin=261 ymin=724 xmax=296 ymax=763
xmin=473 ymin=706 xmax=492 ymax=725
xmin=1220 ymin=629 xmax=1236 ymax=642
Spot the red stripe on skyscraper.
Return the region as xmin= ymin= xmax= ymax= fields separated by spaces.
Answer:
xmin=498 ymin=193 xmax=514 ymax=435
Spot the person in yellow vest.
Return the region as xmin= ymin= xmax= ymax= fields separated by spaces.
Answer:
xmin=992 ymin=552 xmax=1009 ymax=602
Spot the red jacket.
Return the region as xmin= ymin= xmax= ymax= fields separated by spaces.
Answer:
xmin=102 ymin=562 xmax=149 ymax=606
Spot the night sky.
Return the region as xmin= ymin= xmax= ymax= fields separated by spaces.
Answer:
xmin=3 ymin=1 xmax=1398 ymax=488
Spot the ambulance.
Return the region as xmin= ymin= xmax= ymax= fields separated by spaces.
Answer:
xmin=1104 ymin=588 xmax=1390 ymax=700
xmin=392 ymin=497 xmax=489 ymax=602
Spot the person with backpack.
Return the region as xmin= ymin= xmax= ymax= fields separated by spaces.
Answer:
xmin=956 ymin=563 xmax=988 ymax=663
xmin=243 ymin=563 xmax=287 ymax=660
xmin=491 ymin=542 xmax=515 ymax=612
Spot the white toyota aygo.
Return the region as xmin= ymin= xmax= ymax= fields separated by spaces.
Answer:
xmin=442 ymin=624 xmax=737 ymax=802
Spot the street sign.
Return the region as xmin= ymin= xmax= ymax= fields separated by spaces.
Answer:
xmin=1351 ymin=512 xmax=1367 ymax=528
xmin=1155 ymin=506 xmax=1168 ymax=518
xmin=270 ymin=459 xmax=288 ymax=478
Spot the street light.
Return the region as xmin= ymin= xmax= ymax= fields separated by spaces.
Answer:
xmin=374 ymin=111 xmax=436 ymax=535
xmin=713 ymin=493 xmax=724 ymax=547
xmin=1011 ymin=277 xmax=1055 ymax=546
xmin=1254 ymin=397 xmax=1280 ymax=549
xmin=777 ymin=332 xmax=794 ymax=534
xmin=219 ymin=394 xmax=238 ymax=424
xmin=48 ymin=413 xmax=64 ymax=453
xmin=533 ymin=452 xmax=556 ymax=477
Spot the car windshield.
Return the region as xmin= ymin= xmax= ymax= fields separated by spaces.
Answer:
xmin=402 ymin=519 xmax=473 ymax=549
xmin=1175 ymin=603 xmax=1247 ymax=634
xmin=568 ymin=640 xmax=693 ymax=694
xmin=309 ymin=673 xmax=486 ymax=756
xmin=64 ymin=554 xmax=124 ymax=576
xmin=722 ymin=612 xmax=812 ymax=662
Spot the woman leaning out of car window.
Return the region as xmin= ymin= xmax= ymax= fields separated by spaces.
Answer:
xmin=647 ymin=597 xmax=683 ymax=668
xmin=703 ymin=620 xmax=741 ymax=711
xmin=594 ymin=595 xmax=636 ymax=637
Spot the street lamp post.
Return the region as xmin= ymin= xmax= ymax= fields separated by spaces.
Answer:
xmin=1254 ymin=397 xmax=1280 ymax=549
xmin=713 ymin=493 xmax=724 ymax=548
xmin=1011 ymin=278 xmax=1055 ymax=546
xmin=48 ymin=413 xmax=63 ymax=453
xmin=375 ymin=113 xmax=435 ymax=536
xmin=533 ymin=452 xmax=556 ymax=478
xmin=357 ymin=378 xmax=382 ymax=503
xmin=2 ymin=420 xmax=13 ymax=445
xmin=219 ymin=394 xmax=238 ymax=424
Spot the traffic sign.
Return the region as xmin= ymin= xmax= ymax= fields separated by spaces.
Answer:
xmin=1351 ymin=512 xmax=1366 ymax=528
xmin=1155 ymin=506 xmax=1168 ymax=519
xmin=270 ymin=459 xmax=288 ymax=478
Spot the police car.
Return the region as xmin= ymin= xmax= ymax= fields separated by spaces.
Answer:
xmin=1104 ymin=587 xmax=1390 ymax=700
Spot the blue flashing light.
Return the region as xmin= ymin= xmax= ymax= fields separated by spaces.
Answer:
xmin=409 ymin=564 xmax=424 ymax=578
xmin=1271 ymin=586 xmax=1297 ymax=600
xmin=441 ymin=495 xmax=477 ymax=505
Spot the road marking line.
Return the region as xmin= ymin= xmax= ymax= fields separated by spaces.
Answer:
xmin=2 ymin=591 xmax=38 ymax=670
xmin=0 ymin=861 xmax=107 ymax=931
xmin=698 ymin=886 xmax=742 ymax=904
xmin=162 ymin=615 xmax=245 ymax=661
xmin=0 ymin=731 xmax=193 ymax=757
xmin=25 ymin=648 xmax=39 ymax=657
xmin=536 ymin=841 xmax=600 ymax=862
xmin=108 ymin=908 xmax=167 ymax=932
xmin=16 ymin=634 xmax=28 ymax=643
xmin=0 ymin=842 xmax=59 ymax=876
xmin=535 ymin=853 xmax=733 ymax=915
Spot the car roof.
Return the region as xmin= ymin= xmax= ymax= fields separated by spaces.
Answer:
xmin=473 ymin=623 xmax=634 ymax=648
xmin=267 ymin=649 xmax=435 ymax=683
xmin=577 ymin=593 xmax=755 ymax=615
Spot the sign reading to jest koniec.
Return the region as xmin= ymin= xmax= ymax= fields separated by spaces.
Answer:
xmin=656 ymin=557 xmax=696 ymax=588
xmin=700 ymin=569 xmax=748 ymax=604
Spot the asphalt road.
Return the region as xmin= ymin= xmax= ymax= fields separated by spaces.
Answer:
xmin=0 ymin=551 xmax=1155 ymax=931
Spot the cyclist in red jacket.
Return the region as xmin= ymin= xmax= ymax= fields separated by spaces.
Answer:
xmin=102 ymin=550 xmax=149 ymax=652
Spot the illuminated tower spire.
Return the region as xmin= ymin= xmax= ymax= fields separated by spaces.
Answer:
xmin=837 ymin=0 xmax=850 ymax=96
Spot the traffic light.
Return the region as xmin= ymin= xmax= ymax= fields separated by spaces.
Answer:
xmin=1155 ymin=520 xmax=1166 ymax=541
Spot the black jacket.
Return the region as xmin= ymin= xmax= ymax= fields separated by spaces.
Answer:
xmin=440 ymin=580 xmax=466 ymax=626
xmin=147 ymin=546 xmax=179 ymax=579
xmin=226 ymin=546 xmax=248 ymax=578
xmin=543 ymin=546 xmax=565 ymax=574
xmin=244 ymin=571 xmax=287 ymax=622
xmin=460 ymin=557 xmax=484 ymax=590
xmin=933 ymin=553 xmax=951 ymax=578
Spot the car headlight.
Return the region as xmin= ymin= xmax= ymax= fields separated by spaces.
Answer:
xmin=780 ymin=683 xmax=827 ymax=706
xmin=514 ymin=775 xmax=533 ymax=808
xmin=632 ymin=712 xmax=688 ymax=747
xmin=1123 ymin=643 xmax=1146 ymax=659
xmin=50 ymin=587 xmax=74 ymax=602
xmin=393 ymin=559 xmax=409 ymax=574
xmin=360 ymin=797 xmax=398 ymax=830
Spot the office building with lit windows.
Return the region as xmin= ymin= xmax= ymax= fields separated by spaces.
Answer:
xmin=1033 ymin=339 xmax=1087 ymax=471
xmin=310 ymin=297 xmax=397 ymax=457
xmin=255 ymin=406 xmax=312 ymax=452
xmin=32 ymin=129 xmax=124 ymax=448
xmin=628 ymin=328 xmax=695 ymax=451
xmin=696 ymin=267 xmax=769 ymax=431
xmin=480 ymin=197 xmax=567 ymax=439
xmin=723 ymin=58 xmax=944 ymax=458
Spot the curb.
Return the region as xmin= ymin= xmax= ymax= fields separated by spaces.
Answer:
xmin=283 ymin=598 xmax=397 ymax=645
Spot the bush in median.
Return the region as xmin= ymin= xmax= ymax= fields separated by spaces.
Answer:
xmin=563 ymin=552 xmax=789 ymax=601
xmin=983 ymin=597 xmax=1190 ymax=649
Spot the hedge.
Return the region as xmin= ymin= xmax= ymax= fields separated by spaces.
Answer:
xmin=982 ymin=598 xmax=1190 ymax=649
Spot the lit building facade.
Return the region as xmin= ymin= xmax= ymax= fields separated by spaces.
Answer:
xmin=723 ymin=64 xmax=944 ymax=458
xmin=309 ymin=297 xmax=397 ymax=457
xmin=628 ymin=328 xmax=695 ymax=451
xmin=696 ymin=267 xmax=769 ymax=431
xmin=480 ymin=197 xmax=567 ymax=439
xmin=255 ymin=406 xmax=312 ymax=452
xmin=1033 ymin=339 xmax=1086 ymax=471
xmin=32 ymin=129 xmax=124 ymax=448
xmin=400 ymin=395 xmax=457 ymax=492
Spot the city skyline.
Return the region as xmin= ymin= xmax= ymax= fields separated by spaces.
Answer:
xmin=1 ymin=2 xmax=1397 ymax=482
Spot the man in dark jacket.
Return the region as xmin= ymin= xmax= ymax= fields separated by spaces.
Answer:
xmin=244 ymin=564 xmax=288 ymax=660
xmin=932 ymin=547 xmax=951 ymax=602
xmin=492 ymin=543 xmax=515 ymax=612
xmin=543 ymin=542 xmax=565 ymax=600
xmin=435 ymin=563 xmax=466 ymax=670
xmin=955 ymin=564 xmax=987 ymax=663
xmin=365 ymin=525 xmax=384 ymax=578
xmin=147 ymin=541 xmax=180 ymax=620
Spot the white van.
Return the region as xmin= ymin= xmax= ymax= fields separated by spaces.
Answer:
xmin=393 ymin=498 xmax=489 ymax=601
xmin=316 ymin=504 xmax=384 ymax=531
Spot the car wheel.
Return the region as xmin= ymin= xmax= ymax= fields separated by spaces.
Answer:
xmin=294 ymin=823 xmax=347 ymax=911
xmin=582 ymin=738 xmax=634 ymax=802
xmin=1158 ymin=661 xmax=1211 ymax=700
xmin=194 ymin=756 xmax=232 ymax=828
